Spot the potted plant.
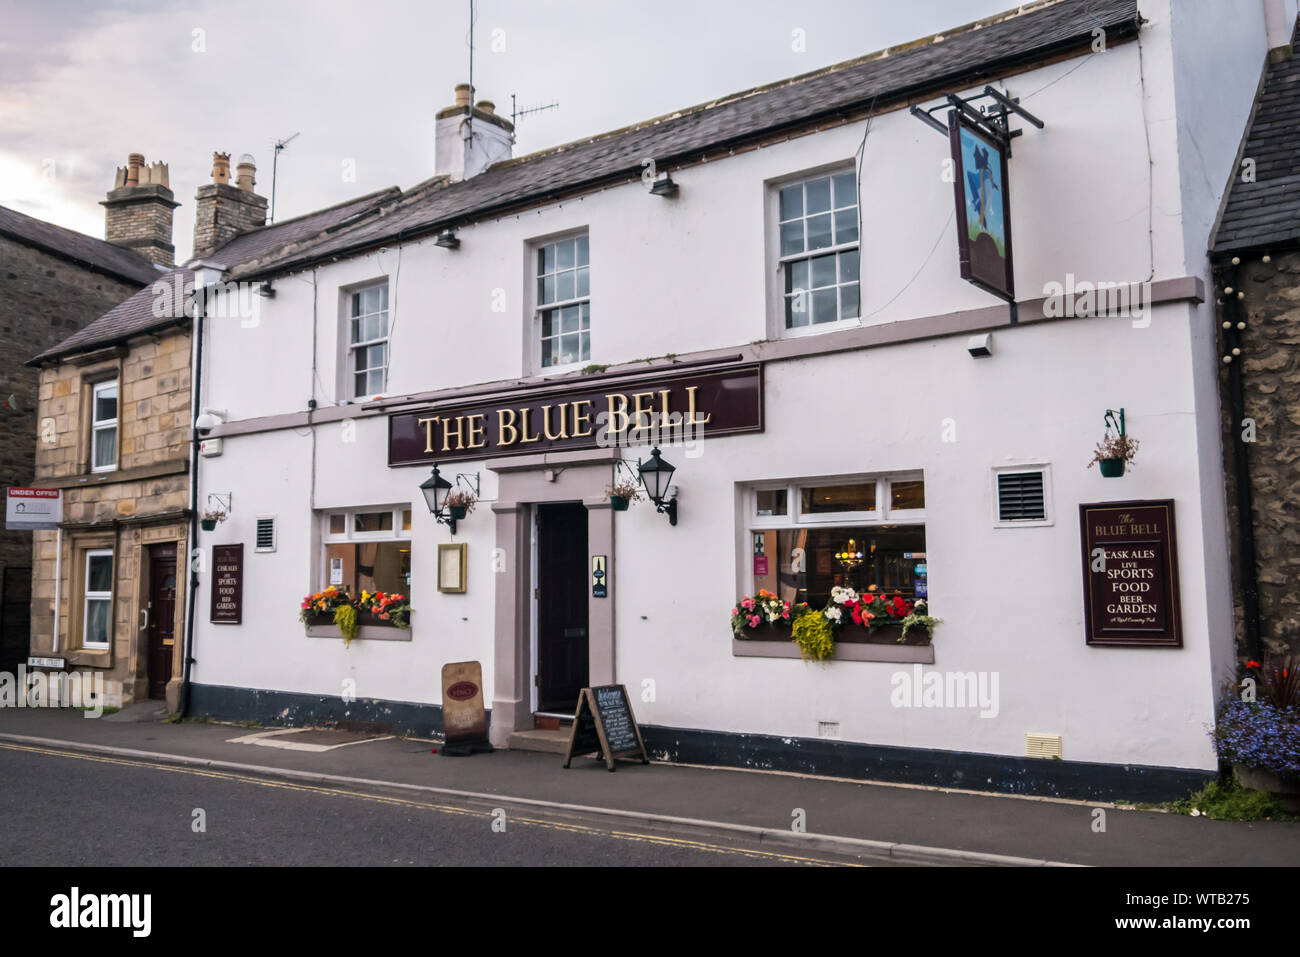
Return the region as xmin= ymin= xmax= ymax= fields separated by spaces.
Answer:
xmin=1088 ymin=433 xmax=1139 ymax=477
xmin=200 ymin=508 xmax=226 ymax=531
xmin=1211 ymin=655 xmax=1300 ymax=812
xmin=299 ymin=587 xmax=412 ymax=648
xmin=444 ymin=489 xmax=477 ymax=521
xmin=606 ymin=478 xmax=643 ymax=512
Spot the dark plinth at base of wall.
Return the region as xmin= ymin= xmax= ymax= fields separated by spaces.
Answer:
xmin=188 ymin=684 xmax=1213 ymax=802
xmin=188 ymin=683 xmax=452 ymax=738
xmin=639 ymin=725 xmax=1216 ymax=804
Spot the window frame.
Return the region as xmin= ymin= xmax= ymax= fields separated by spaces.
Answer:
xmin=345 ymin=280 xmax=390 ymax=400
xmin=742 ymin=473 xmax=928 ymax=599
xmin=81 ymin=548 xmax=114 ymax=650
xmin=768 ymin=165 xmax=862 ymax=339
xmin=530 ymin=230 xmax=591 ymax=375
xmin=319 ymin=505 xmax=413 ymax=597
xmin=991 ymin=464 xmax=1054 ymax=528
xmin=89 ymin=379 xmax=119 ymax=474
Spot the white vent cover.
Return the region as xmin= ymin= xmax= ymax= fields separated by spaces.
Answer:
xmin=997 ymin=470 xmax=1047 ymax=522
xmin=255 ymin=515 xmax=277 ymax=553
xmin=1026 ymin=733 xmax=1063 ymax=759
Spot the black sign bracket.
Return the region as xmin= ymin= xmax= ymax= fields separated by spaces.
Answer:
xmin=910 ymin=85 xmax=1044 ymax=156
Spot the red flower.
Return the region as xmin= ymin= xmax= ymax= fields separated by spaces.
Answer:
xmin=1247 ymin=660 xmax=1261 ymax=669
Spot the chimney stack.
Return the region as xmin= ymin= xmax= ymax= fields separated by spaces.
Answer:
xmin=193 ymin=150 xmax=268 ymax=260
xmin=101 ymin=151 xmax=178 ymax=267
xmin=435 ymin=83 xmax=515 ymax=182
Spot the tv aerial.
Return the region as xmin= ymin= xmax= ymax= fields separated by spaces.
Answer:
xmin=269 ymin=131 xmax=300 ymax=224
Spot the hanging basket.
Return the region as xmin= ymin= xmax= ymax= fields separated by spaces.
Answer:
xmin=609 ymin=495 xmax=630 ymax=512
xmin=449 ymin=505 xmax=468 ymax=520
xmin=200 ymin=518 xmax=218 ymax=531
xmin=1098 ymin=458 xmax=1126 ymax=478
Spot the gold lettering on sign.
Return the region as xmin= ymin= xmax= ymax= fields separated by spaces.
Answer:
xmin=542 ymin=403 xmax=569 ymax=441
xmin=466 ymin=414 xmax=487 ymax=450
xmin=417 ymin=417 xmax=439 ymax=454
xmin=607 ymin=393 xmax=630 ymax=435
xmin=498 ymin=408 xmax=519 ymax=446
xmin=631 ymin=392 xmax=655 ymax=438
xmin=442 ymin=415 xmax=467 ymax=452
xmin=571 ymin=400 xmax=594 ymax=438
xmin=518 ymin=407 xmax=541 ymax=444
xmin=659 ymin=390 xmax=671 ymax=422
xmin=686 ymin=386 xmax=712 ymax=426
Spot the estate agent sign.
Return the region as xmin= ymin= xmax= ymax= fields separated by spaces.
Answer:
xmin=5 ymin=487 xmax=61 ymax=530
xmin=389 ymin=364 xmax=763 ymax=465
xmin=1079 ymin=500 xmax=1181 ymax=647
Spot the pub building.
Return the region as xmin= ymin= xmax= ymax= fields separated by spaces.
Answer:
xmin=181 ymin=0 xmax=1283 ymax=799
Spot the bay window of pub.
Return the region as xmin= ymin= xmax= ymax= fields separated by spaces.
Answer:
xmin=748 ymin=476 xmax=927 ymax=635
xmin=321 ymin=507 xmax=412 ymax=618
xmin=534 ymin=232 xmax=590 ymax=372
xmin=345 ymin=281 xmax=389 ymax=400
xmin=775 ymin=168 xmax=860 ymax=336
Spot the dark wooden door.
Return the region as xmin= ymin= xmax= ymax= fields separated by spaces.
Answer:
xmin=536 ymin=503 xmax=588 ymax=713
xmin=0 ymin=567 xmax=31 ymax=677
xmin=146 ymin=545 xmax=177 ymax=700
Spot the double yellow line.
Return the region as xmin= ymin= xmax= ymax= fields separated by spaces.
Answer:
xmin=0 ymin=742 xmax=858 ymax=866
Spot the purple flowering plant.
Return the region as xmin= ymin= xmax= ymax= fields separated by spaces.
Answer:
xmin=1210 ymin=656 xmax=1300 ymax=777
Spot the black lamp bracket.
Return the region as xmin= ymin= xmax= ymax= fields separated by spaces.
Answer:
xmin=206 ymin=492 xmax=232 ymax=515
xmin=613 ymin=459 xmax=640 ymax=487
xmin=454 ymin=472 xmax=480 ymax=496
xmin=909 ymin=85 xmax=1044 ymax=156
xmin=1104 ymin=408 xmax=1126 ymax=438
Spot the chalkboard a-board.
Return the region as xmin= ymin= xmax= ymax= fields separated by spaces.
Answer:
xmin=563 ymin=684 xmax=649 ymax=771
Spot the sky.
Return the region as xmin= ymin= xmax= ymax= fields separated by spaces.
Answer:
xmin=0 ymin=0 xmax=1017 ymax=263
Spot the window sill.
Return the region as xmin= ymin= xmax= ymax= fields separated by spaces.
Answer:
xmin=304 ymin=611 xmax=412 ymax=642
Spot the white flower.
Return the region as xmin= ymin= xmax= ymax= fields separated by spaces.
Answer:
xmin=825 ymin=607 xmax=842 ymax=623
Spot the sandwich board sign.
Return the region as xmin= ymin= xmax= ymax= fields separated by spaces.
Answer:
xmin=440 ymin=660 xmax=493 ymax=755
xmin=6 ymin=488 xmax=61 ymax=530
xmin=563 ymin=684 xmax=649 ymax=771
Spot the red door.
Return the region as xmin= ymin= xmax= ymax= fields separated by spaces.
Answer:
xmin=146 ymin=544 xmax=177 ymax=700
xmin=536 ymin=503 xmax=589 ymax=713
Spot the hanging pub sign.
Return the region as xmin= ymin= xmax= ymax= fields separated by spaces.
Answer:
xmin=949 ymin=113 xmax=1014 ymax=301
xmin=1079 ymin=500 xmax=1182 ymax=647
xmin=389 ymin=363 xmax=762 ymax=466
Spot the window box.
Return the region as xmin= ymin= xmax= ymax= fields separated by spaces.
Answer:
xmin=304 ymin=610 xmax=413 ymax=642
xmin=736 ymin=620 xmax=932 ymax=646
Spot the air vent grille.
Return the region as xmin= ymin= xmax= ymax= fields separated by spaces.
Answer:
xmin=997 ymin=471 xmax=1046 ymax=522
xmin=1026 ymin=733 xmax=1063 ymax=759
xmin=255 ymin=517 xmax=276 ymax=553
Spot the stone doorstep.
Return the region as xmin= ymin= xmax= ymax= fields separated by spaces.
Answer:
xmin=507 ymin=728 xmax=571 ymax=754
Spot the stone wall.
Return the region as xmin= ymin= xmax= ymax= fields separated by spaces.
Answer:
xmin=102 ymin=184 xmax=177 ymax=267
xmin=29 ymin=326 xmax=191 ymax=708
xmin=1218 ymin=248 xmax=1300 ymax=656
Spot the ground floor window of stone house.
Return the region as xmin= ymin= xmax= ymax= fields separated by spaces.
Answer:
xmin=82 ymin=548 xmax=113 ymax=648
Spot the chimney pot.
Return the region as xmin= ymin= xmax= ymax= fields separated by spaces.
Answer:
xmin=475 ymin=99 xmax=495 ymax=116
xmin=126 ymin=153 xmax=144 ymax=186
xmin=454 ymin=83 xmax=473 ymax=107
xmin=235 ymin=154 xmax=257 ymax=191
xmin=212 ymin=152 xmax=232 ymax=185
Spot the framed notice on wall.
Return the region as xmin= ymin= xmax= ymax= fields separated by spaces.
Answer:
xmin=210 ymin=543 xmax=243 ymax=624
xmin=1079 ymin=500 xmax=1181 ymax=647
xmin=438 ymin=543 xmax=467 ymax=593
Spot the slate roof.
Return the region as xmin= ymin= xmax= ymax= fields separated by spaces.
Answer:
xmin=233 ymin=0 xmax=1140 ymax=280
xmin=30 ymin=188 xmax=399 ymax=364
xmin=0 ymin=203 xmax=161 ymax=285
xmin=1212 ymin=19 xmax=1300 ymax=256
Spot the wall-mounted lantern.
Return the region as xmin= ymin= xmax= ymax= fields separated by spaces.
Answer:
xmin=434 ymin=228 xmax=460 ymax=249
xmin=637 ymin=447 xmax=677 ymax=526
xmin=420 ymin=466 xmax=480 ymax=534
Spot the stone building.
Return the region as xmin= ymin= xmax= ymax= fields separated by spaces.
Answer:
xmin=0 ymin=158 xmax=165 ymax=675
xmin=24 ymin=152 xmax=398 ymax=709
xmin=1211 ymin=15 xmax=1300 ymax=661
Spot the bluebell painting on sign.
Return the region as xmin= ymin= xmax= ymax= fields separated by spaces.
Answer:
xmin=949 ymin=114 xmax=1015 ymax=301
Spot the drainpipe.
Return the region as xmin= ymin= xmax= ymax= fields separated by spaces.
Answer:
xmin=178 ymin=263 xmax=221 ymax=717
xmin=1218 ymin=259 xmax=1262 ymax=661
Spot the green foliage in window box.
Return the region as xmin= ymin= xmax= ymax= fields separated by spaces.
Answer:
xmin=791 ymin=607 xmax=835 ymax=663
xmin=334 ymin=604 xmax=359 ymax=648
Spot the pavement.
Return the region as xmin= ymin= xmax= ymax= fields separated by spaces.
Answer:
xmin=2 ymin=705 xmax=1297 ymax=866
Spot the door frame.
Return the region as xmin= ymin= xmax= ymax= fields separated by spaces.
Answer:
xmin=488 ymin=448 xmax=619 ymax=747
